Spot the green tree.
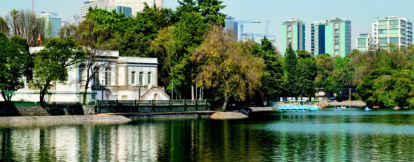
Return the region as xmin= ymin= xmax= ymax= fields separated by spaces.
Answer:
xmin=198 ymin=0 xmax=227 ymax=26
xmin=191 ymin=26 xmax=265 ymax=110
xmin=176 ymin=0 xmax=199 ymax=18
xmin=295 ymin=50 xmax=317 ymax=97
xmin=0 ymin=32 xmax=30 ymax=101
xmin=284 ymin=44 xmax=297 ymax=96
xmin=0 ymin=17 xmax=9 ymax=36
xmin=253 ymin=37 xmax=285 ymax=104
xmin=138 ymin=3 xmax=178 ymax=29
xmin=29 ymin=38 xmax=86 ymax=103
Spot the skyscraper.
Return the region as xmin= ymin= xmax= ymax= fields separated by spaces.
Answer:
xmin=38 ymin=12 xmax=61 ymax=38
xmin=356 ymin=33 xmax=374 ymax=52
xmin=281 ymin=19 xmax=305 ymax=55
xmin=224 ymin=16 xmax=239 ymax=41
xmin=311 ymin=20 xmax=327 ymax=56
xmin=372 ymin=16 xmax=412 ymax=49
xmin=324 ymin=17 xmax=351 ymax=57
xmin=81 ymin=0 xmax=163 ymax=17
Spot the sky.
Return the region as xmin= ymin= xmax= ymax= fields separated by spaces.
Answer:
xmin=1 ymin=0 xmax=414 ymax=51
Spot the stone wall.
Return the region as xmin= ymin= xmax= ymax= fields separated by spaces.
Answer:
xmin=0 ymin=115 xmax=131 ymax=124
xmin=0 ymin=105 xmax=96 ymax=116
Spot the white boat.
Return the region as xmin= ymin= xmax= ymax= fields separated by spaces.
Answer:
xmin=341 ymin=105 xmax=346 ymax=109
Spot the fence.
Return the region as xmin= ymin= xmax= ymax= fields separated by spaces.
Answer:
xmin=96 ymin=99 xmax=211 ymax=113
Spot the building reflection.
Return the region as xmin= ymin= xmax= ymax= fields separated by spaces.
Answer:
xmin=0 ymin=114 xmax=414 ymax=161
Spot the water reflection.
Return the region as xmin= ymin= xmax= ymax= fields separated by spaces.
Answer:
xmin=0 ymin=109 xmax=414 ymax=161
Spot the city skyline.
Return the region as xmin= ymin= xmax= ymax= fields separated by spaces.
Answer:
xmin=1 ymin=0 xmax=414 ymax=53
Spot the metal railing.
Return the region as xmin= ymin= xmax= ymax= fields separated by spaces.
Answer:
xmin=96 ymin=99 xmax=211 ymax=113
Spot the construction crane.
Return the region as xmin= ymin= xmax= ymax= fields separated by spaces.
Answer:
xmin=265 ymin=20 xmax=270 ymax=37
xmin=243 ymin=33 xmax=276 ymax=41
xmin=226 ymin=16 xmax=261 ymax=41
xmin=243 ymin=20 xmax=276 ymax=41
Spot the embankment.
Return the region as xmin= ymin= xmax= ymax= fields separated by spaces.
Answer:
xmin=0 ymin=115 xmax=131 ymax=124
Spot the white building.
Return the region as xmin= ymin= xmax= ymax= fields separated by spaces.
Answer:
xmin=356 ymin=33 xmax=374 ymax=52
xmin=372 ymin=16 xmax=413 ymax=49
xmin=1 ymin=47 xmax=170 ymax=103
xmin=81 ymin=0 xmax=163 ymax=17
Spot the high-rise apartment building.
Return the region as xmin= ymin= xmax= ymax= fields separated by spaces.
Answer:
xmin=356 ymin=33 xmax=374 ymax=52
xmin=311 ymin=20 xmax=327 ymax=56
xmin=372 ymin=16 xmax=412 ymax=49
xmin=224 ymin=16 xmax=239 ymax=41
xmin=38 ymin=12 xmax=61 ymax=38
xmin=81 ymin=0 xmax=163 ymax=17
xmin=324 ymin=17 xmax=351 ymax=57
xmin=281 ymin=19 xmax=305 ymax=55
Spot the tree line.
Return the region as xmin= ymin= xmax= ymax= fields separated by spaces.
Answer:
xmin=1 ymin=0 xmax=414 ymax=109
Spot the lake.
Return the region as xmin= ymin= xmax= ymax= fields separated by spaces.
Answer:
xmin=1 ymin=108 xmax=414 ymax=161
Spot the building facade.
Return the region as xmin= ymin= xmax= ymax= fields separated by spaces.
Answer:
xmin=81 ymin=0 xmax=163 ymax=17
xmin=356 ymin=33 xmax=374 ymax=52
xmin=224 ymin=16 xmax=239 ymax=41
xmin=1 ymin=47 xmax=170 ymax=103
xmin=311 ymin=20 xmax=327 ymax=56
xmin=372 ymin=16 xmax=412 ymax=49
xmin=324 ymin=17 xmax=351 ymax=57
xmin=281 ymin=19 xmax=305 ymax=55
xmin=97 ymin=6 xmax=132 ymax=17
xmin=38 ymin=12 xmax=61 ymax=38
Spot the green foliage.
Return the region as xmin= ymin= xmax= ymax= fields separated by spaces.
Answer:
xmin=295 ymin=50 xmax=317 ymax=97
xmin=29 ymin=38 xmax=86 ymax=103
xmin=284 ymin=44 xmax=297 ymax=96
xmin=198 ymin=0 xmax=227 ymax=26
xmin=191 ymin=26 xmax=265 ymax=110
xmin=357 ymin=69 xmax=414 ymax=107
xmin=0 ymin=32 xmax=30 ymax=101
xmin=0 ymin=17 xmax=9 ymax=36
xmin=251 ymin=37 xmax=285 ymax=104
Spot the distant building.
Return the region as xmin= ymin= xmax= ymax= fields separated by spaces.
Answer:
xmin=324 ymin=17 xmax=351 ymax=57
xmin=311 ymin=20 xmax=327 ymax=56
xmin=81 ymin=0 xmax=163 ymax=18
xmin=38 ymin=12 xmax=61 ymax=38
xmin=372 ymin=16 xmax=412 ymax=49
xmin=97 ymin=6 xmax=132 ymax=17
xmin=356 ymin=33 xmax=374 ymax=52
xmin=224 ymin=16 xmax=239 ymax=41
xmin=281 ymin=19 xmax=305 ymax=55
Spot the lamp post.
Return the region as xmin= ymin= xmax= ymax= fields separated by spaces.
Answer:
xmin=101 ymin=80 xmax=104 ymax=100
xmin=171 ymin=81 xmax=174 ymax=100
xmin=139 ymin=83 xmax=141 ymax=101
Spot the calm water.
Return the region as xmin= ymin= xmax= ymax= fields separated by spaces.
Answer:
xmin=1 ymin=108 xmax=414 ymax=161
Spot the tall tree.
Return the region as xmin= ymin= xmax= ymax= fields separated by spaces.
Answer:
xmin=191 ymin=26 xmax=265 ymax=110
xmin=295 ymin=50 xmax=317 ymax=97
xmin=198 ymin=0 xmax=227 ymax=26
xmin=29 ymin=38 xmax=86 ymax=103
xmin=0 ymin=32 xmax=30 ymax=101
xmin=6 ymin=9 xmax=47 ymax=46
xmin=0 ymin=17 xmax=9 ymax=36
xmin=138 ymin=3 xmax=178 ymax=30
xmin=284 ymin=44 xmax=297 ymax=96
xmin=253 ymin=37 xmax=285 ymax=104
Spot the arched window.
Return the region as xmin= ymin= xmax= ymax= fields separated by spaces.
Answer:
xmin=105 ymin=68 xmax=111 ymax=86
xmin=78 ymin=64 xmax=85 ymax=82
xmin=93 ymin=67 xmax=100 ymax=86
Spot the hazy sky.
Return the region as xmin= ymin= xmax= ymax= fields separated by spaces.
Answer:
xmin=1 ymin=0 xmax=414 ymax=51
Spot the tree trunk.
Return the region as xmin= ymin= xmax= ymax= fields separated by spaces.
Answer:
xmin=191 ymin=85 xmax=194 ymax=100
xmin=83 ymin=79 xmax=90 ymax=105
xmin=39 ymin=81 xmax=51 ymax=104
xmin=222 ymin=95 xmax=229 ymax=111
xmin=1 ymin=91 xmax=8 ymax=102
